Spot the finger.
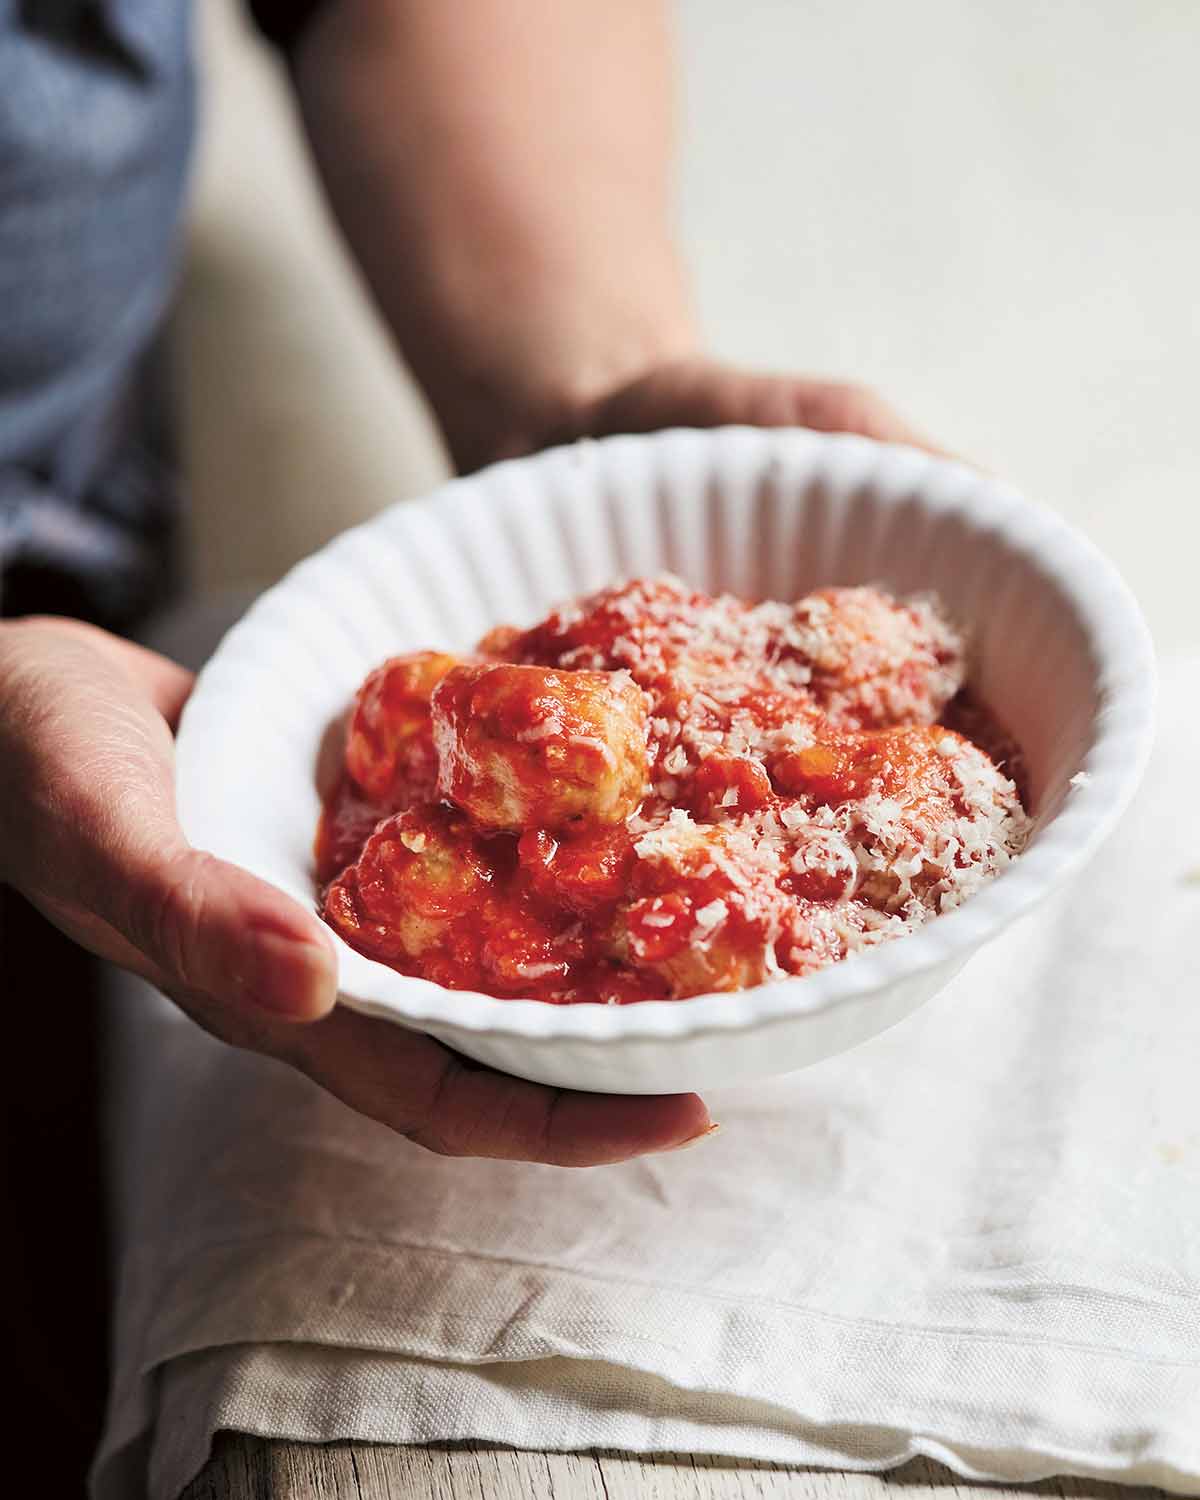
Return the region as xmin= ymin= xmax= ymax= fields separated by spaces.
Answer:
xmin=290 ymin=1006 xmax=714 ymax=1166
xmin=584 ymin=358 xmax=946 ymax=455
xmin=15 ymin=614 xmax=195 ymax=726
xmin=420 ymin=1053 xmax=715 ymax=1165
xmin=109 ymin=845 xmax=338 ymax=1022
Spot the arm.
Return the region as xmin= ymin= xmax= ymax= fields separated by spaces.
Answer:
xmin=0 ymin=3 xmax=722 ymax=1171
xmin=289 ymin=0 xmax=934 ymax=472
xmin=290 ymin=0 xmax=693 ymax=470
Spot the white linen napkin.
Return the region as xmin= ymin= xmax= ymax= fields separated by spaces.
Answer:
xmin=93 ymin=654 xmax=1200 ymax=1500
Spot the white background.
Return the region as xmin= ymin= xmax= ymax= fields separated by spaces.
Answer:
xmin=175 ymin=0 xmax=1199 ymax=654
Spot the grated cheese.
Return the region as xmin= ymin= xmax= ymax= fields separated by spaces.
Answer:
xmin=507 ymin=577 xmax=1027 ymax=992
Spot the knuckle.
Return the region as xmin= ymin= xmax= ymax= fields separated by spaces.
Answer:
xmin=131 ymin=849 xmax=216 ymax=991
xmin=407 ymin=1127 xmax=459 ymax=1159
xmin=745 ymin=375 xmax=798 ymax=429
xmin=827 ymin=381 xmax=889 ymax=435
xmin=407 ymin=1059 xmax=546 ymax=1162
xmin=537 ymin=1090 xmax=567 ymax=1162
xmin=415 ymin=1066 xmax=477 ymax=1158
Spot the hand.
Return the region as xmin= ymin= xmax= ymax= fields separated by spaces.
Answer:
xmin=0 ymin=617 xmax=711 ymax=1165
xmin=569 ymin=355 xmax=942 ymax=453
xmin=453 ymin=354 xmax=943 ymax=473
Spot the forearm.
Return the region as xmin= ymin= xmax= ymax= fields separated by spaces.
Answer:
xmin=291 ymin=0 xmax=697 ymax=470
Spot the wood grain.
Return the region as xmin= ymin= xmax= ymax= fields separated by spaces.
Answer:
xmin=180 ymin=1436 xmax=1168 ymax=1500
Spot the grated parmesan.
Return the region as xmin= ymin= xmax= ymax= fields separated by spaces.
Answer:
xmin=516 ymin=577 xmax=1029 ymax=989
xmin=328 ymin=576 xmax=1033 ymax=1005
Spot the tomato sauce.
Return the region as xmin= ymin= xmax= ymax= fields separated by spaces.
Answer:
xmin=317 ymin=577 xmax=1029 ymax=1002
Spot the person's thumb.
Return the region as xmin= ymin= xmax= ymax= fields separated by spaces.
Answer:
xmin=579 ymin=358 xmax=942 ymax=453
xmin=112 ymin=840 xmax=338 ymax=1022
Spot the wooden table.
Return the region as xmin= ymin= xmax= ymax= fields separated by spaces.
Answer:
xmin=182 ymin=1439 xmax=1162 ymax=1500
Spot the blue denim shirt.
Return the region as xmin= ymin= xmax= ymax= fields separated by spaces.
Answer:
xmin=0 ymin=0 xmax=194 ymax=624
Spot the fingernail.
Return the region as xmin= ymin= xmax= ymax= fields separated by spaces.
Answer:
xmin=245 ymin=931 xmax=336 ymax=1020
xmin=659 ymin=1122 xmax=721 ymax=1154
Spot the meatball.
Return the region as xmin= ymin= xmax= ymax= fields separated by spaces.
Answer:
xmin=772 ymin=587 xmax=964 ymax=729
xmin=314 ymin=773 xmax=389 ymax=884
xmin=324 ymin=805 xmax=493 ymax=967
xmin=507 ymin=576 xmax=718 ymax=675
xmin=431 ymin=662 xmax=650 ymax=831
xmin=344 ymin=651 xmax=458 ymax=806
xmin=681 ymin=753 xmax=775 ymax=820
xmin=613 ymin=816 xmax=787 ymax=997
xmin=770 ymin=725 xmax=958 ymax=810
xmin=772 ymin=726 xmax=1029 ymax=915
xmin=517 ymin=825 xmax=635 ymax=915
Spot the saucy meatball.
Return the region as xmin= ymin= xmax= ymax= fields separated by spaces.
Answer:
xmin=324 ymin=805 xmax=493 ymax=968
xmin=432 ymin=662 xmax=650 ymax=831
xmin=344 ymin=651 xmax=458 ymax=806
xmin=772 ymin=725 xmax=1028 ymax=915
xmin=506 ymin=575 xmax=718 ymax=676
xmin=773 ymin=587 xmax=964 ymax=729
xmin=614 ymin=817 xmax=787 ymax=997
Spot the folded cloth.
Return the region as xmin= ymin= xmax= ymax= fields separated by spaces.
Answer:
xmin=93 ymin=653 xmax=1200 ymax=1500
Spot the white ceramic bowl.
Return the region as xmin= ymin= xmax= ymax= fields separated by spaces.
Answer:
xmin=176 ymin=428 xmax=1155 ymax=1093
